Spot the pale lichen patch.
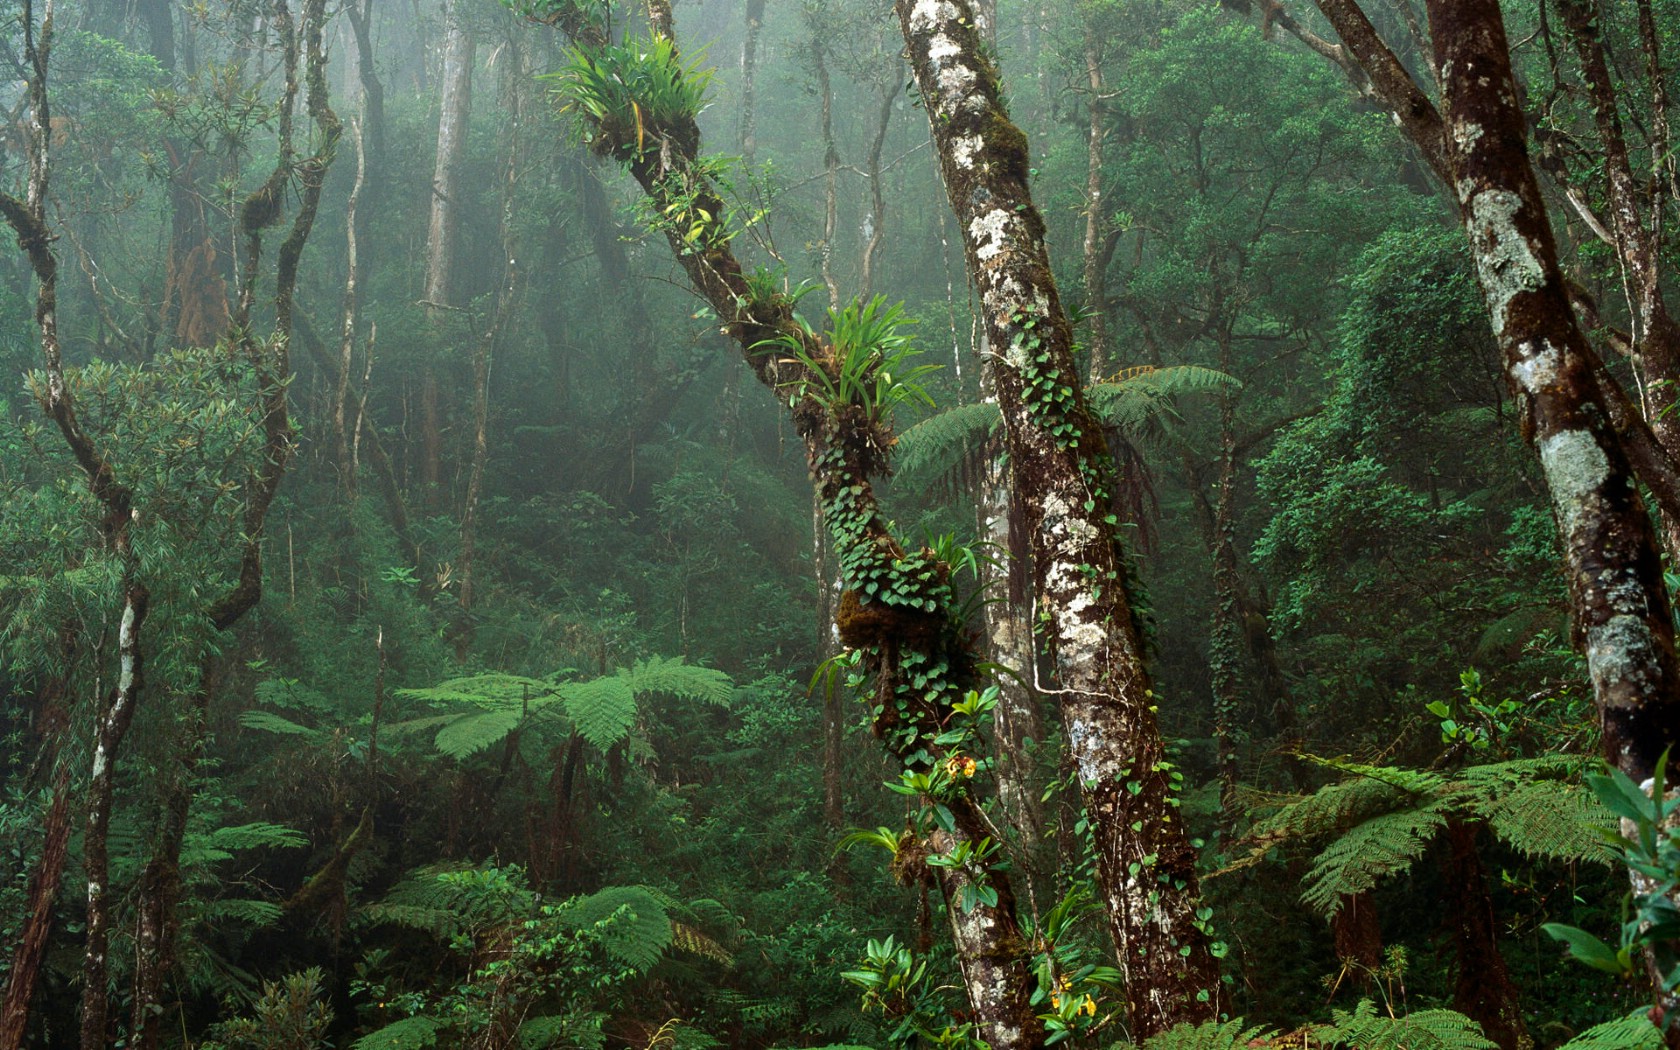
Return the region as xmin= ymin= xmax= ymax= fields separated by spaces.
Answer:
xmin=1538 ymin=428 xmax=1609 ymax=544
xmin=951 ymin=133 xmax=983 ymax=169
xmin=1586 ymin=613 xmax=1657 ymax=697
xmin=1466 ymin=189 xmax=1545 ymax=331
xmin=1511 ymin=340 xmax=1562 ymax=395
xmin=970 ymin=208 xmax=1012 ymax=261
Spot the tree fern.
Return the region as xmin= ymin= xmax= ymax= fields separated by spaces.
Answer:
xmin=238 ymin=710 xmax=324 ymax=739
xmin=622 ymin=655 xmax=732 ymax=705
xmin=431 ymin=706 xmax=528 ymax=760
xmin=1301 ymin=806 xmax=1448 ymax=915
xmin=893 ymin=401 xmax=1002 ymax=487
xmin=553 ymin=885 xmax=673 ymax=972
xmin=1088 ymin=365 xmax=1241 ymax=453
xmin=180 ymin=822 xmax=307 ymax=866
xmin=394 ymin=673 xmax=553 ymax=707
xmin=1555 ymin=1014 xmax=1664 ymax=1050
xmin=351 ymin=1016 xmax=442 ymax=1050
xmin=1124 ymin=1017 xmax=1276 ymax=1050
xmin=1324 ymin=1001 xmax=1494 ymax=1050
xmin=561 ymin=676 xmax=639 ymax=751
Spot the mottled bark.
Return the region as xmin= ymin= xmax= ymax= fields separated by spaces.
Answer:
xmin=895 ymin=0 xmax=1222 ymax=1034
xmin=1427 ymin=0 xmax=1680 ymax=784
xmin=1209 ymin=389 xmax=1242 ymax=820
xmin=812 ymin=39 xmax=841 ymax=312
xmin=537 ymin=8 xmax=1043 ymax=1046
xmin=859 ymin=80 xmax=899 ymax=298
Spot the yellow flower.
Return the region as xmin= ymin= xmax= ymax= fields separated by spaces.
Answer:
xmin=1080 ymin=995 xmax=1097 ymax=1017
xmin=944 ymin=753 xmax=978 ymax=778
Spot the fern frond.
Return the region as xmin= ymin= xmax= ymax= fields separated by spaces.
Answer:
xmin=395 ymin=674 xmax=552 ymax=707
xmin=561 ymin=677 xmax=638 ymax=750
xmin=181 ymin=822 xmax=308 ymax=867
xmin=352 ymin=1016 xmax=443 ymax=1050
xmin=1301 ymin=807 xmax=1446 ymax=915
xmin=1088 ymin=365 xmax=1240 ymax=452
xmin=1249 ymin=767 xmax=1439 ymax=845
xmin=624 ymin=656 xmax=732 ymax=706
xmin=555 ymin=886 xmax=673 ymax=972
xmin=1325 ymin=1001 xmax=1494 ymax=1050
xmin=432 ymin=706 xmax=527 ymax=760
xmin=670 ymin=921 xmax=732 ymax=965
xmin=358 ymin=903 xmax=461 ymax=939
xmin=1478 ymin=779 xmax=1616 ymax=863
xmin=1555 ymin=1014 xmax=1664 ymax=1050
xmin=238 ymin=710 xmax=324 ymax=738
xmin=1125 ymin=1017 xmax=1276 ymax=1050
xmin=192 ymin=898 xmax=284 ymax=930
xmin=893 ymin=401 xmax=1002 ymax=484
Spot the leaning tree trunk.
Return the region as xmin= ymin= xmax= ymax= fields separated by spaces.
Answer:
xmin=425 ymin=2 xmax=474 ymax=311
xmin=1426 ymin=0 xmax=1680 ymax=785
xmin=527 ymin=6 xmax=1044 ymax=1045
xmin=895 ymin=1 xmax=1223 ymax=1034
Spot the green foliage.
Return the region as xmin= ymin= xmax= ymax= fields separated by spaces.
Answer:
xmin=841 ymin=937 xmax=984 ymax=1050
xmin=392 ymin=657 xmax=730 ymax=757
xmin=1247 ymin=754 xmax=1614 ymax=915
xmin=552 ymin=886 xmax=673 ymax=973
xmin=762 ymin=296 xmax=939 ymax=429
xmin=1554 ymin=1015 xmax=1666 ymax=1050
xmin=350 ymin=1016 xmax=442 ymax=1050
xmin=1544 ymin=755 xmax=1680 ymax=1030
xmin=202 ymin=969 xmax=333 ymax=1050
xmin=550 ymin=34 xmax=713 ymax=159
xmin=1125 ymin=1002 xmax=1493 ymax=1050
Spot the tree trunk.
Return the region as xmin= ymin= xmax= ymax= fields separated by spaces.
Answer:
xmin=1426 ymin=0 xmax=1680 ymax=784
xmin=1443 ymin=821 xmax=1531 ymax=1050
xmin=0 ymin=768 xmax=70 ymax=1050
xmin=424 ymin=3 xmax=474 ymax=311
xmin=739 ymin=0 xmax=766 ymax=163
xmin=895 ymin=2 xmax=1223 ymax=1034
xmin=1080 ymin=28 xmax=1111 ymax=379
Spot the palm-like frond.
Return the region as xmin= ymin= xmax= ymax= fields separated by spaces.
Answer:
xmin=1127 ymin=1018 xmax=1277 ymax=1050
xmin=1088 ymin=364 xmax=1240 ymax=453
xmin=1556 ymin=1014 xmax=1665 ymax=1050
xmin=893 ymin=401 xmax=1002 ymax=489
xmin=1301 ymin=807 xmax=1447 ymax=915
xmin=1325 ymin=1001 xmax=1495 ymax=1050
xmin=554 ymin=886 xmax=673 ymax=972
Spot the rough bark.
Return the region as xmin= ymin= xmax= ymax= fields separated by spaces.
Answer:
xmin=0 ymin=769 xmax=70 ymax=1050
xmin=859 ymin=80 xmax=899 ymax=298
xmin=1427 ymin=0 xmax=1680 ymax=784
xmin=894 ymin=1 xmax=1222 ymax=1034
xmin=1443 ymin=821 xmax=1531 ymax=1050
xmin=1080 ymin=27 xmax=1111 ymax=379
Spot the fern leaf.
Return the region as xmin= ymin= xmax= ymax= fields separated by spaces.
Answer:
xmin=893 ymin=401 xmax=1002 ymax=484
xmin=1480 ymin=779 xmax=1616 ymax=863
xmin=238 ymin=710 xmax=323 ymax=738
xmin=395 ymin=674 xmax=552 ymax=706
xmin=1325 ymin=1002 xmax=1494 ymax=1050
xmin=555 ymin=886 xmax=673 ymax=972
xmin=1555 ymin=1014 xmax=1665 ymax=1050
xmin=181 ymin=822 xmax=308 ymax=867
xmin=191 ymin=898 xmax=285 ymax=930
xmin=562 ymin=677 xmax=639 ymax=750
xmin=1088 ymin=365 xmax=1240 ymax=452
xmin=432 ymin=706 xmax=527 ymax=760
xmin=352 ymin=1016 xmax=443 ymax=1050
xmin=624 ymin=656 xmax=732 ymax=706
xmin=1250 ymin=767 xmax=1439 ymax=845
xmin=1127 ymin=1018 xmax=1276 ymax=1050
xmin=670 ymin=921 xmax=732 ymax=965
xmin=1301 ymin=806 xmax=1446 ymax=915
xmin=358 ymin=903 xmax=461 ymax=939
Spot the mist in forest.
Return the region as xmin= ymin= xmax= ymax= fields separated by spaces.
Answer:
xmin=0 ymin=1 xmax=1671 ymax=1049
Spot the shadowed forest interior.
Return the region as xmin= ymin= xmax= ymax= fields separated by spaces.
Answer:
xmin=3 ymin=1 xmax=1680 ymax=1048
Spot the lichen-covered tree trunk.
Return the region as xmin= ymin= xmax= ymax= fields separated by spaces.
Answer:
xmin=1426 ymin=0 xmax=1680 ymax=784
xmin=0 ymin=767 xmax=69 ymax=1050
xmin=529 ymin=7 xmax=1043 ymax=1045
xmin=894 ymin=0 xmax=1222 ymax=1034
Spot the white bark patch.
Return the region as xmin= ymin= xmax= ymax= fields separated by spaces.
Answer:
xmin=1453 ymin=120 xmax=1484 ymax=152
xmin=1537 ymin=428 xmax=1609 ymax=544
xmin=1588 ymin=614 xmax=1657 ymax=698
xmin=927 ymin=32 xmax=962 ymax=67
xmin=1511 ymin=340 xmax=1562 ymax=395
xmin=970 ymin=208 xmax=1012 ymax=261
xmin=951 ymin=133 xmax=983 ymax=169
xmin=1466 ymin=189 xmax=1546 ymax=331
xmin=907 ymin=0 xmax=959 ymax=32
